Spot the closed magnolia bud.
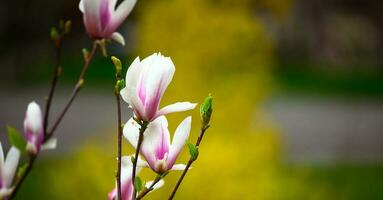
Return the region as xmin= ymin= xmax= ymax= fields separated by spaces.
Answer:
xmin=24 ymin=102 xmax=44 ymax=155
xmin=200 ymin=94 xmax=213 ymax=129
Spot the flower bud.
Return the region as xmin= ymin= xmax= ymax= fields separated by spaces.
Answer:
xmin=200 ymin=94 xmax=213 ymax=129
xmin=24 ymin=102 xmax=44 ymax=155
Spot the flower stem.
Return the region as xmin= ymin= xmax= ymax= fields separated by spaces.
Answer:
xmin=131 ymin=121 xmax=148 ymax=200
xmin=168 ymin=126 xmax=210 ymax=200
xmin=47 ymin=41 xmax=98 ymax=137
xmin=8 ymin=41 xmax=98 ymax=200
xmin=114 ymin=75 xmax=123 ymax=200
xmin=43 ymin=36 xmax=63 ymax=137
xmin=137 ymin=173 xmax=167 ymax=200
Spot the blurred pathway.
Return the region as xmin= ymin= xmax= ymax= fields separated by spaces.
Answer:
xmin=264 ymin=94 xmax=383 ymax=164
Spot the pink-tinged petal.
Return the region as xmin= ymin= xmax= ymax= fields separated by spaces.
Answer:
xmin=108 ymin=188 xmax=116 ymax=200
xmin=140 ymin=53 xmax=175 ymax=121
xmin=145 ymin=179 xmax=164 ymax=191
xmin=82 ymin=0 xmax=102 ymax=38
xmin=111 ymin=32 xmax=125 ymax=46
xmin=121 ymin=57 xmax=146 ymax=119
xmin=156 ymin=102 xmax=197 ymax=118
xmin=123 ymin=118 xmax=140 ymax=148
xmin=99 ymin=0 xmax=111 ymax=30
xmin=3 ymin=147 xmax=20 ymax=188
xmin=170 ymin=164 xmax=188 ymax=171
xmin=103 ymin=0 xmax=136 ymax=36
xmin=141 ymin=116 xmax=170 ymax=171
xmin=24 ymin=102 xmax=44 ymax=154
xmin=167 ymin=117 xmax=192 ymax=168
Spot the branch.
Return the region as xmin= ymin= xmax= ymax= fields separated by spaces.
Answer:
xmin=131 ymin=121 xmax=148 ymax=200
xmin=168 ymin=126 xmax=209 ymax=200
xmin=9 ymin=41 xmax=98 ymax=199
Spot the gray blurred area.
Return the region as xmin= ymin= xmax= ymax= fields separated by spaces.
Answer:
xmin=0 ymin=86 xmax=132 ymax=154
xmin=265 ymin=95 xmax=383 ymax=164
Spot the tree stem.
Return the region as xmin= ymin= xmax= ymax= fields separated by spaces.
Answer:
xmin=168 ymin=126 xmax=209 ymax=200
xmin=131 ymin=121 xmax=148 ymax=200
xmin=115 ymin=78 xmax=123 ymax=200
xmin=8 ymin=41 xmax=98 ymax=199
xmin=43 ymin=36 xmax=63 ymax=137
xmin=47 ymin=41 xmax=98 ymax=138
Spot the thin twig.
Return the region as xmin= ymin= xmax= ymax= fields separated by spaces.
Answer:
xmin=131 ymin=121 xmax=148 ymax=200
xmin=8 ymin=41 xmax=98 ymax=200
xmin=136 ymin=173 xmax=167 ymax=200
xmin=115 ymin=78 xmax=123 ymax=200
xmin=43 ymin=36 xmax=63 ymax=137
xmin=168 ymin=126 xmax=209 ymax=200
xmin=47 ymin=41 xmax=98 ymax=137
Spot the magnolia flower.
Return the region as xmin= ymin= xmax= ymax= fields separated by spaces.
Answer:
xmin=24 ymin=102 xmax=44 ymax=155
xmin=124 ymin=116 xmax=191 ymax=174
xmin=79 ymin=0 xmax=136 ymax=45
xmin=120 ymin=53 xmax=197 ymax=122
xmin=108 ymin=156 xmax=164 ymax=200
xmin=24 ymin=102 xmax=57 ymax=155
xmin=0 ymin=143 xmax=20 ymax=198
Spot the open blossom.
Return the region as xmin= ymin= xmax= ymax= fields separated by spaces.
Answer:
xmin=124 ymin=116 xmax=192 ymax=173
xmin=120 ymin=53 xmax=197 ymax=122
xmin=108 ymin=156 xmax=164 ymax=200
xmin=79 ymin=0 xmax=137 ymax=45
xmin=24 ymin=102 xmax=44 ymax=155
xmin=0 ymin=143 xmax=20 ymax=198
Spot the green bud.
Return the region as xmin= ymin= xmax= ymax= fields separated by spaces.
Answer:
xmin=111 ymin=56 xmax=122 ymax=78
xmin=50 ymin=27 xmax=59 ymax=41
xmin=82 ymin=48 xmax=90 ymax=62
xmin=187 ymin=142 xmax=199 ymax=161
xmin=200 ymin=94 xmax=213 ymax=129
xmin=134 ymin=176 xmax=143 ymax=192
xmin=64 ymin=20 xmax=72 ymax=34
xmin=115 ymin=79 xmax=125 ymax=94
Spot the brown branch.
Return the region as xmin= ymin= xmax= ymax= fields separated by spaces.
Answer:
xmin=46 ymin=41 xmax=98 ymax=138
xmin=131 ymin=121 xmax=148 ymax=200
xmin=168 ymin=126 xmax=209 ymax=200
xmin=8 ymin=41 xmax=98 ymax=199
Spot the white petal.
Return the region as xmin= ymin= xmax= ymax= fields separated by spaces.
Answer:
xmin=156 ymin=102 xmax=197 ymax=118
xmin=110 ymin=32 xmax=125 ymax=46
xmin=140 ymin=116 xmax=171 ymax=169
xmin=82 ymin=0 xmax=102 ymax=36
xmin=0 ymin=142 xmax=4 ymax=166
xmin=170 ymin=164 xmax=188 ymax=171
xmin=123 ymin=118 xmax=140 ymax=148
xmin=121 ymin=57 xmax=145 ymax=118
xmin=3 ymin=147 xmax=20 ymax=187
xmin=110 ymin=0 xmax=136 ymax=29
xmin=79 ymin=0 xmax=85 ymax=13
xmin=41 ymin=138 xmax=57 ymax=150
xmin=121 ymin=155 xmax=149 ymax=168
xmin=140 ymin=54 xmax=175 ymax=116
xmin=167 ymin=117 xmax=192 ymax=167
xmin=24 ymin=102 xmax=43 ymax=134
xmin=145 ymin=179 xmax=164 ymax=191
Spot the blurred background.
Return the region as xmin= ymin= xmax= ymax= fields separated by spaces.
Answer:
xmin=1 ymin=0 xmax=383 ymax=199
